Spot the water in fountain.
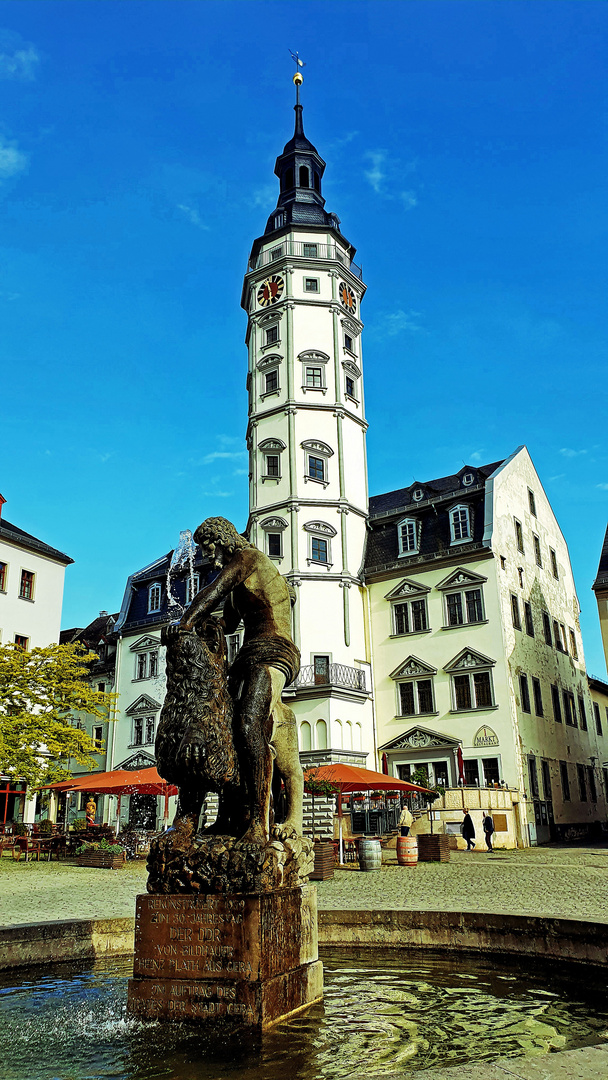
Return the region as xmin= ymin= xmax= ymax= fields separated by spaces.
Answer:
xmin=165 ymin=529 xmax=197 ymax=619
xmin=1 ymin=949 xmax=607 ymax=1080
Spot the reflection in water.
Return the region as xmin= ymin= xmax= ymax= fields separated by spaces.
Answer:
xmin=0 ymin=949 xmax=607 ymax=1080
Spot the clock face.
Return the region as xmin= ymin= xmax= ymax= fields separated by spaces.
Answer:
xmin=339 ymin=282 xmax=357 ymax=313
xmin=257 ymin=275 xmax=284 ymax=307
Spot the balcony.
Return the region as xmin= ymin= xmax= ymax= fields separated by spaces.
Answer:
xmin=249 ymin=241 xmax=363 ymax=281
xmin=291 ymin=663 xmax=367 ymax=693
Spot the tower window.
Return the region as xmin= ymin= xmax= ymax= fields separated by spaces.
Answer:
xmin=264 ymin=454 xmax=280 ymax=478
xmin=305 ymin=367 xmax=323 ymax=388
xmin=313 ymin=171 xmax=320 ymax=192
xmin=344 ymin=334 xmax=354 ymax=352
xmin=299 ymin=166 xmax=309 ymax=188
xmin=303 ymin=243 xmax=318 ymax=257
xmin=304 ymin=278 xmax=319 ymax=292
xmin=267 ymin=533 xmax=282 ymax=558
xmin=345 ymin=376 xmax=355 ymax=398
xmin=270 ymin=246 xmax=283 ymax=261
xmin=265 ymin=325 xmax=279 ymax=345
xmin=265 ymin=370 xmax=279 ymax=394
xmin=311 ymin=537 xmax=328 ymax=563
xmin=285 ymin=168 xmax=294 ymax=190
xmin=308 ymin=456 xmax=325 ymax=481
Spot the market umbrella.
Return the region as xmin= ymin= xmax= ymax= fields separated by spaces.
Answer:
xmin=303 ymin=763 xmax=432 ymax=864
xmin=45 ymin=767 xmax=178 ymax=832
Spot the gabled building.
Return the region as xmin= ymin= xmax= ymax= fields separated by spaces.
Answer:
xmin=592 ymin=525 xmax=608 ymax=671
xmin=365 ymin=447 xmax=608 ymax=843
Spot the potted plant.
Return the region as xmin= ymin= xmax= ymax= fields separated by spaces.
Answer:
xmin=76 ymin=837 xmax=126 ymax=869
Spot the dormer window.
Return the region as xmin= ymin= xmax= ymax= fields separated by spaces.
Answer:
xmin=313 ymin=171 xmax=320 ymax=192
xmin=299 ymin=166 xmax=309 ymax=188
xmin=285 ymin=168 xmax=294 ymax=190
xmin=148 ymin=583 xmax=162 ymax=613
xmin=412 ymin=488 xmax=424 ymax=502
xmin=397 ymin=518 xmax=419 ymax=556
xmin=273 ymin=211 xmax=285 ymax=230
xmin=462 ymin=473 xmax=475 ymax=486
xmin=450 ymin=505 xmax=471 ymax=544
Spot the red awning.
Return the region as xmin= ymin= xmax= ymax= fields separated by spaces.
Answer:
xmin=303 ymin=763 xmax=432 ymax=795
xmin=45 ymin=767 xmax=178 ymax=797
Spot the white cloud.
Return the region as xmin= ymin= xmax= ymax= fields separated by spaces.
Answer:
xmin=364 ymin=150 xmax=386 ymax=194
xmin=597 ymin=484 xmax=608 ymax=491
xmin=469 ymin=451 xmax=483 ymax=463
xmin=378 ymin=309 xmax=423 ymax=337
xmin=0 ymin=136 xmax=27 ymax=179
xmin=201 ymin=450 xmax=247 ymax=466
xmin=559 ymin=448 xmax=587 ymax=459
xmin=0 ymin=44 xmax=39 ymax=81
xmin=250 ymin=184 xmax=276 ymax=209
xmin=201 ymin=489 xmax=233 ymax=498
xmin=400 ymin=190 xmax=417 ymax=210
xmin=177 ymin=203 xmax=209 ymax=230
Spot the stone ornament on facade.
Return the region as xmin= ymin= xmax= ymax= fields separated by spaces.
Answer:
xmin=390 ymin=656 xmax=437 ymax=680
xmin=436 ymin=567 xmax=487 ymax=591
xmin=303 ymin=521 xmax=337 ymax=537
xmin=381 ymin=727 xmax=456 ymax=751
xmin=385 ymin=577 xmax=431 ymax=600
xmin=445 ymin=647 xmax=496 ymax=672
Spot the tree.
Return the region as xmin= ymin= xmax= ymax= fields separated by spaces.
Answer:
xmin=0 ymin=641 xmax=116 ymax=787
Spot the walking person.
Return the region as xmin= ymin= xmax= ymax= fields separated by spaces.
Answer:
xmin=482 ymin=812 xmax=495 ymax=851
xmin=461 ymin=808 xmax=475 ymax=851
xmin=399 ymin=803 xmax=413 ymax=836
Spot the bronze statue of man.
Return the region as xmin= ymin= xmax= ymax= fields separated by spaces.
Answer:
xmin=179 ymin=517 xmax=303 ymax=847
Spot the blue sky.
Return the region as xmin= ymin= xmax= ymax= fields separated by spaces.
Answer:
xmin=1 ymin=1 xmax=606 ymax=674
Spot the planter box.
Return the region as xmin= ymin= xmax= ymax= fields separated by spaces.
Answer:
xmin=309 ymin=841 xmax=335 ymax=881
xmin=78 ymin=852 xmax=126 ymax=869
xmin=417 ymin=834 xmax=451 ymax=863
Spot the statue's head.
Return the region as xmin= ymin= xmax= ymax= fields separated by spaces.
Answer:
xmin=193 ymin=517 xmax=249 ymax=568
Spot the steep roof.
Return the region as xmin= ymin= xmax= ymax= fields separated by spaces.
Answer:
xmin=0 ymin=518 xmax=73 ymax=565
xmin=593 ymin=525 xmax=608 ymax=592
xmin=369 ymin=461 xmax=503 ymax=518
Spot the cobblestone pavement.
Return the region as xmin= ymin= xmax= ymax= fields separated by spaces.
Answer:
xmin=2 ymin=844 xmax=608 ymax=927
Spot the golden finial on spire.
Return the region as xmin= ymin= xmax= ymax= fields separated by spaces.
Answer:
xmin=289 ymin=49 xmax=305 ymax=97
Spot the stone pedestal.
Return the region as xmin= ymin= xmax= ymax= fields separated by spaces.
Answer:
xmin=127 ymin=884 xmax=323 ymax=1029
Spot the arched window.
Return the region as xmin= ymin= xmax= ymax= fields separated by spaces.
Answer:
xmin=345 ymin=720 xmax=353 ymax=750
xmin=300 ymin=721 xmax=312 ymax=752
xmin=333 ymin=719 xmax=343 ymax=749
xmin=316 ymin=719 xmax=327 ymax=750
xmin=355 ymin=723 xmax=362 ymax=750
xmin=285 ymin=168 xmax=294 ymax=190
xmin=299 ymin=165 xmax=309 ymax=188
xmin=313 ymin=171 xmax=320 ymax=192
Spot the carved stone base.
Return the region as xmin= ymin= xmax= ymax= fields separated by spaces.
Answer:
xmin=127 ymin=886 xmax=323 ymax=1028
xmin=146 ymin=824 xmax=314 ymax=895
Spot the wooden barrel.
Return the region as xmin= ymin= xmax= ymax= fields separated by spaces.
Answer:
xmin=396 ymin=835 xmax=418 ymax=866
xmin=358 ymin=837 xmax=382 ymax=871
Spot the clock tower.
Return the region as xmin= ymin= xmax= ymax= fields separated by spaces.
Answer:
xmin=241 ymin=73 xmax=374 ymax=763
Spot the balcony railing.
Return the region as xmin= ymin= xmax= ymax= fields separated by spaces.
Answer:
xmin=249 ymin=241 xmax=363 ymax=280
xmin=291 ymin=663 xmax=367 ymax=692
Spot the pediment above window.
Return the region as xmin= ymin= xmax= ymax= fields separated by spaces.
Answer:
xmin=257 ymin=354 xmax=283 ymax=370
xmin=303 ymin=520 xmax=337 ymax=538
xmin=258 ymin=437 xmax=286 ymax=451
xmin=259 ymin=310 xmax=283 ymax=325
xmin=298 ymin=349 xmax=330 ymax=364
xmin=260 ymin=516 xmax=288 ymax=531
xmin=116 ymin=751 xmax=156 ymax=770
xmin=379 ymin=727 xmax=459 ymax=751
xmin=436 ymin=568 xmax=487 ymax=591
xmin=385 ymin=577 xmax=430 ymax=601
xmin=390 ymin=655 xmax=437 ymax=680
xmin=126 ymin=694 xmax=162 ymax=715
xmin=301 ymin=439 xmax=333 ymax=457
xmin=444 ymin=648 xmax=495 ymax=673
xmin=130 ymin=635 xmax=161 ymax=653
xmin=340 ymin=318 xmax=359 ymax=336
xmin=342 ymin=359 xmax=362 ymax=379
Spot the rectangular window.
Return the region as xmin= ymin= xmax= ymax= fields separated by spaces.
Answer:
xmin=93 ymin=726 xmax=103 ymax=749
xmin=465 ymin=588 xmax=484 ymax=623
xmin=19 ymin=570 xmax=35 ymax=600
xmin=453 ymin=670 xmax=493 ymax=710
xmin=520 ymin=674 xmax=531 ymax=713
xmin=393 ymin=596 xmax=428 ymax=634
xmin=560 ymin=760 xmax=570 ymax=801
xmin=550 ymin=548 xmax=558 ymax=579
xmin=0 ymin=562 xmax=6 ymax=591
xmin=551 ymin=685 xmax=562 ymax=723
xmin=268 ymin=533 xmax=282 ymax=558
xmin=185 ymin=575 xmax=200 ymax=604
xmin=563 ymin=690 xmax=576 ymax=727
xmin=594 ymin=702 xmax=602 ymax=736
xmin=482 ymin=758 xmax=500 ymax=785
xmin=344 ymin=334 xmax=354 ymax=352
xmin=137 ymin=653 xmax=147 ymax=679
xmin=304 ymin=277 xmax=319 ymax=292
xmin=542 ymin=611 xmax=552 ymax=646
xmin=398 ymin=680 xmax=435 ymax=716
xmin=133 ymin=718 xmax=143 ymax=746
xmin=473 ymin=671 xmax=493 ymax=707
xmin=577 ymin=763 xmax=587 ymax=801
xmin=417 ymin=679 xmax=434 ymax=713
xmin=553 ymin=620 xmax=562 ymax=651
xmin=270 ymin=246 xmax=283 ymax=261
xmin=410 ymin=599 xmax=427 ymax=632
xmin=399 ymin=521 xmax=417 ymax=553
xmin=569 ymin=629 xmax=578 ymax=660
xmin=511 ymin=595 xmax=521 ymax=630
xmin=265 ymin=454 xmax=280 ymax=477
xmin=394 ymin=603 xmax=409 ymax=635
xmin=345 ymin=376 xmax=355 ymax=398
xmin=524 ymin=601 xmax=534 ymax=637
xmin=265 ymin=369 xmax=279 ymax=393
xmin=149 ymin=651 xmax=158 ymax=678
xmin=145 ymin=717 xmax=155 ymax=744
xmin=97 ymin=682 xmax=105 ymax=693
xmin=399 ymin=682 xmax=415 ymax=715
xmin=577 ymin=695 xmax=587 ymax=731
xmin=303 ymin=243 xmax=318 ymax=257
xmin=560 ymin=624 xmax=568 ymax=653
xmin=311 ymin=537 xmax=328 ymax=562
xmin=528 ymin=757 xmax=539 ymax=798
xmin=454 ymin=674 xmax=472 ymax=710
xmin=464 ymin=759 xmax=479 ymax=786
xmin=305 ymin=366 xmax=323 ymax=387
xmin=588 ymin=766 xmax=597 ymax=803
xmin=148 ymin=584 xmax=161 ymax=612
xmin=541 ymin=760 xmax=551 ymax=801
xmin=447 ymin=593 xmax=463 ymax=626
xmin=532 ymin=677 xmax=543 ymax=717
xmin=266 ymin=325 xmax=279 ymax=345
xmin=528 ymin=489 xmax=537 ymax=516
xmin=514 ymin=519 xmax=524 ymax=552
xmin=14 ymin=634 xmax=29 ymax=650
xmin=451 ymin=507 xmax=470 ymax=541
xmin=308 ymin=455 xmax=325 ymax=481
xmin=533 ymin=534 xmax=542 ymax=567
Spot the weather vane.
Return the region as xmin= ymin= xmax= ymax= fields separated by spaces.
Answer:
xmin=289 ymin=49 xmax=305 ymax=102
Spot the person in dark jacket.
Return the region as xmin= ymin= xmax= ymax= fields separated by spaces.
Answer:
xmin=482 ymin=812 xmax=495 ymax=851
xmin=461 ymin=808 xmax=475 ymax=850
